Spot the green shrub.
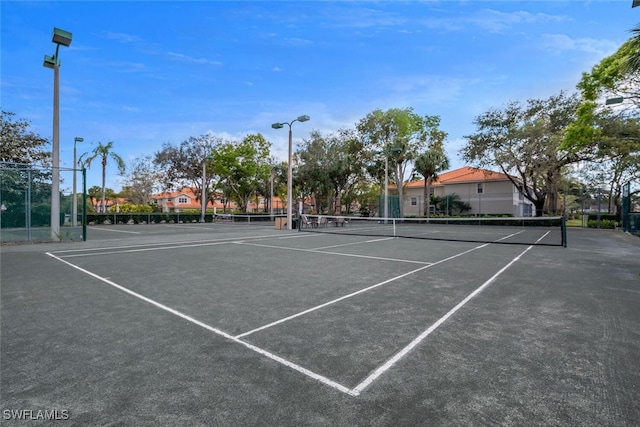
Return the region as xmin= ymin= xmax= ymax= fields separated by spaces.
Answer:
xmin=587 ymin=219 xmax=617 ymax=229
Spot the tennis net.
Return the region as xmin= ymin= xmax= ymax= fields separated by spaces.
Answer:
xmin=298 ymin=215 xmax=567 ymax=247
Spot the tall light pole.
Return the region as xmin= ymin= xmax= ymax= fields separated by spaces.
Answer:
xmin=72 ymin=136 xmax=83 ymax=227
xmin=375 ymin=147 xmax=401 ymax=221
xmin=201 ymin=155 xmax=214 ymax=223
xmin=271 ymin=115 xmax=310 ymax=230
xmin=43 ymin=27 xmax=72 ymax=240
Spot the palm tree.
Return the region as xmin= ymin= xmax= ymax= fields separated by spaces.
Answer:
xmin=626 ymin=24 xmax=640 ymax=74
xmin=414 ymin=150 xmax=449 ymax=218
xmin=80 ymin=142 xmax=126 ymax=213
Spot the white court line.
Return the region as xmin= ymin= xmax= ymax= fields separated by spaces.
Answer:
xmin=234 ymin=241 xmax=431 ymax=265
xmin=234 ymin=243 xmax=489 ymax=339
xmin=50 ymin=233 xmax=287 ymax=256
xmin=161 ymin=225 xmax=217 ymax=230
xmin=45 ymin=252 xmax=357 ymax=396
xmin=58 ymin=240 xmax=234 ymax=258
xmin=351 ymin=237 xmax=544 ymax=395
xmin=87 ymin=226 xmax=141 ymax=234
xmin=46 ymin=231 xmax=544 ymax=397
xmin=312 ymin=237 xmax=395 ymax=251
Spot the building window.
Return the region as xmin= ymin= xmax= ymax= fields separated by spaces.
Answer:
xmin=410 ymin=197 xmax=417 ymax=206
xmin=477 ymin=183 xmax=484 ymax=194
xmin=178 ymin=197 xmax=188 ymax=204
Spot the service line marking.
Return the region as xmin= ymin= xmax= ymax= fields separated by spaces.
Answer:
xmin=311 ymin=237 xmax=395 ymax=251
xmin=87 ymin=226 xmax=141 ymax=234
xmin=49 ymin=233 xmax=288 ymax=257
xmin=234 ymin=241 xmax=432 ymax=265
xmin=234 ymin=243 xmax=490 ymax=339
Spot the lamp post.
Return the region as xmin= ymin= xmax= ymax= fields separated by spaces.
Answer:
xmin=374 ymin=147 xmax=402 ymax=221
xmin=201 ymin=155 xmax=214 ymax=223
xmin=271 ymin=115 xmax=310 ymax=230
xmin=269 ymin=168 xmax=275 ymax=220
xmin=43 ymin=27 xmax=72 ymax=240
xmin=72 ymin=136 xmax=83 ymax=227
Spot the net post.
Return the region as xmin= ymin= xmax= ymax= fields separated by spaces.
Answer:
xmin=561 ymin=216 xmax=567 ymax=248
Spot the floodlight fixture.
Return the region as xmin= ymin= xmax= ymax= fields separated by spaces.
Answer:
xmin=633 ymin=0 xmax=640 ymax=8
xmin=605 ymin=97 xmax=624 ymax=105
xmin=43 ymin=55 xmax=57 ymax=69
xmin=271 ymin=123 xmax=284 ymax=129
xmin=52 ymin=27 xmax=73 ymax=47
xmin=297 ymin=115 xmax=310 ymax=122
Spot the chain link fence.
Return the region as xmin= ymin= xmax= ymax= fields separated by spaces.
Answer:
xmin=0 ymin=162 xmax=85 ymax=243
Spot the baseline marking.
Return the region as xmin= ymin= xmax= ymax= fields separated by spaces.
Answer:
xmin=45 ymin=252 xmax=356 ymax=396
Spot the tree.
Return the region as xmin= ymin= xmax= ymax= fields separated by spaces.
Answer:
xmin=574 ymin=112 xmax=640 ymax=215
xmin=297 ymin=129 xmax=367 ymax=214
xmin=0 ymin=110 xmax=51 ymax=165
xmin=414 ymin=150 xmax=450 ymax=218
xmin=462 ymin=92 xmax=589 ymax=216
xmin=563 ymin=40 xmax=640 ymax=153
xmin=210 ymin=134 xmax=272 ymax=212
xmin=154 ymin=134 xmax=223 ymax=206
xmin=562 ymin=39 xmax=640 ymax=215
xmin=357 ymin=108 xmax=447 ymax=216
xmin=0 ymin=111 xmax=53 ymax=226
xmin=79 ymin=142 xmax=126 ymax=213
xmin=123 ymin=155 xmax=161 ymax=205
xmin=432 ymin=193 xmax=471 ymax=216
xmin=296 ymin=130 xmax=333 ymax=213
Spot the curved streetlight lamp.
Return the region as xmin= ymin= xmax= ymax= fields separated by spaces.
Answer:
xmin=271 ymin=115 xmax=310 ymax=230
xmin=72 ymin=137 xmax=83 ymax=227
xmin=43 ymin=27 xmax=72 ymax=240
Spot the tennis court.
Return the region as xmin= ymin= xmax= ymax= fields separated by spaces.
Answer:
xmin=2 ymin=222 xmax=639 ymax=425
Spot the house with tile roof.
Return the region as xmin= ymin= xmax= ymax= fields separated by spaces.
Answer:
xmin=89 ymin=196 xmax=129 ymax=213
xmin=399 ymin=166 xmax=534 ymax=217
xmin=151 ymin=187 xmax=285 ymax=213
xmin=151 ymin=188 xmax=232 ymax=213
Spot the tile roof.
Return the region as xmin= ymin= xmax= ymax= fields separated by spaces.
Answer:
xmin=402 ymin=166 xmax=511 ymax=188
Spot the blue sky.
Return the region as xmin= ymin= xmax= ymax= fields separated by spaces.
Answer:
xmin=1 ymin=1 xmax=637 ymax=191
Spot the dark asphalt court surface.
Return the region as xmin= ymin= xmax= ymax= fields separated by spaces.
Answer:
xmin=1 ymin=223 xmax=639 ymax=426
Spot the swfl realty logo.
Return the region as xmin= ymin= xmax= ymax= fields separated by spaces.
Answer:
xmin=3 ymin=409 xmax=70 ymax=421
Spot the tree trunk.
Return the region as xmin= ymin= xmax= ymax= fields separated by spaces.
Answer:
xmin=101 ymin=158 xmax=107 ymax=213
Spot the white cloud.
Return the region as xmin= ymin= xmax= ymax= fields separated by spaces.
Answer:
xmin=104 ymin=32 xmax=143 ymax=44
xmin=166 ymin=52 xmax=222 ymax=66
xmin=539 ymin=33 xmax=619 ymax=56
